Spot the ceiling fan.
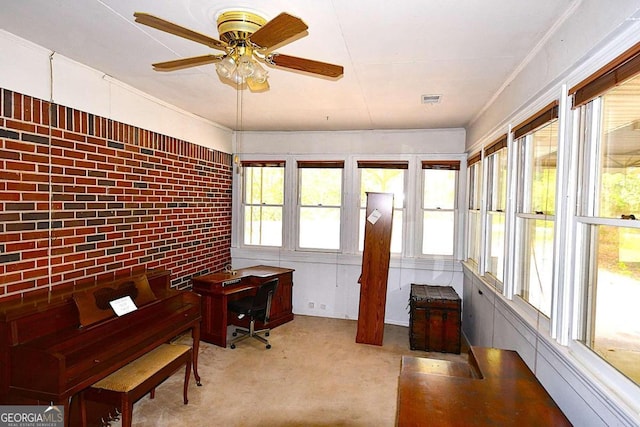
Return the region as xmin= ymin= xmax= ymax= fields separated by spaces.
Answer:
xmin=133 ymin=10 xmax=344 ymax=92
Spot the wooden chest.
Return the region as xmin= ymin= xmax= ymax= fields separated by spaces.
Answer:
xmin=409 ymin=284 xmax=461 ymax=353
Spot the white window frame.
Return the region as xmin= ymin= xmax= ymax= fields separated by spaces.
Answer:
xmin=466 ymin=155 xmax=482 ymax=268
xmin=569 ymin=93 xmax=640 ymax=399
xmin=240 ymin=160 xmax=285 ymax=248
xmin=296 ymin=160 xmax=344 ymax=252
xmin=420 ymin=160 xmax=460 ymax=258
xmin=356 ymin=160 xmax=408 ymax=255
xmin=483 ymin=139 xmax=508 ymax=291
xmin=512 ymin=106 xmax=559 ymax=317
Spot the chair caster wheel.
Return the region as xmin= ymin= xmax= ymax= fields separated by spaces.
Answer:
xmin=265 ymin=332 xmax=270 ymax=337
xmin=230 ymin=344 xmax=236 ymax=349
xmin=232 ymin=332 xmax=237 ymax=337
xmin=266 ymin=344 xmax=271 ymax=349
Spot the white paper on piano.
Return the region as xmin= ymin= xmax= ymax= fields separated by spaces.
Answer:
xmin=367 ymin=209 xmax=382 ymax=225
xmin=109 ymin=296 xmax=138 ymax=316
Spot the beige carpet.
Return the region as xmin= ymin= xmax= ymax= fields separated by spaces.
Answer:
xmin=118 ymin=315 xmax=466 ymax=426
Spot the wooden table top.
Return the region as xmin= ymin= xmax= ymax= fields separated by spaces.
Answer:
xmin=396 ymin=346 xmax=571 ymax=426
xmin=191 ymin=265 xmax=294 ymax=287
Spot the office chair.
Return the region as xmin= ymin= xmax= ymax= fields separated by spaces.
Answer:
xmin=227 ymin=278 xmax=279 ymax=349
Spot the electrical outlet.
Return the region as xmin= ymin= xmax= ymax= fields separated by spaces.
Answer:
xmin=308 ymin=302 xmax=314 ymax=308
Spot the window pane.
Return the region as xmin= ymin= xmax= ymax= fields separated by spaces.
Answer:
xmin=514 ymin=119 xmax=557 ymax=315
xmin=516 ymin=219 xmax=554 ymax=316
xmin=599 ymin=77 xmax=640 ymax=218
xmin=244 ymin=166 xmax=284 ymax=205
xmin=467 ymin=160 xmax=482 ymax=268
xmin=423 ymin=211 xmax=454 ymax=255
xmin=520 ymin=122 xmax=558 ymax=215
xmin=243 ymin=206 xmax=282 ymax=246
xmin=582 ymin=225 xmax=640 ymax=385
xmin=299 ymin=207 xmax=340 ymax=250
xmin=243 ymin=165 xmax=284 ymax=247
xmin=298 ymin=167 xmax=342 ymax=250
xmin=469 ymin=162 xmax=482 ymax=210
xmin=486 ymin=212 xmax=505 ymax=282
xmin=391 ymin=211 xmax=403 ymax=253
xmin=485 ymin=148 xmax=507 ymax=283
xmin=423 ymin=169 xmax=456 ymax=209
xmin=360 ymin=169 xmax=405 ymax=208
xmin=468 ymin=210 xmax=482 ymax=264
xmin=300 ymin=168 xmax=342 ymax=206
xmin=488 ymin=149 xmax=508 ymax=212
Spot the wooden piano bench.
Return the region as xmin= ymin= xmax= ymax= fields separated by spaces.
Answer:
xmin=79 ymin=343 xmax=192 ymax=427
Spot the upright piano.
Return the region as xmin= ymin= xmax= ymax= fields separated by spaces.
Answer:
xmin=0 ymin=269 xmax=201 ymax=425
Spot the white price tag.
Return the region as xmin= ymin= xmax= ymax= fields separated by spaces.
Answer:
xmin=367 ymin=209 xmax=382 ymax=224
xmin=109 ymin=295 xmax=138 ymax=316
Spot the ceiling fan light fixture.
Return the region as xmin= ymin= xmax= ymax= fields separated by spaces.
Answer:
xmin=230 ymin=69 xmax=245 ymax=85
xmin=215 ymin=56 xmax=236 ymax=79
xmin=236 ymin=54 xmax=255 ymax=78
xmin=251 ymin=62 xmax=268 ymax=84
xmin=216 ymin=53 xmax=264 ymax=86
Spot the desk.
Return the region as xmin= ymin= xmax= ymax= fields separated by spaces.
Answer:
xmin=396 ymin=346 xmax=571 ymax=426
xmin=191 ymin=265 xmax=294 ymax=347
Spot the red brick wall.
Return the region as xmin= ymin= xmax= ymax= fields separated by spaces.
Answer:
xmin=0 ymin=88 xmax=232 ymax=299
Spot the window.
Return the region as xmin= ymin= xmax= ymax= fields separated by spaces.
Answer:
xmin=570 ymin=45 xmax=640 ymax=386
xmin=242 ymin=161 xmax=285 ymax=246
xmin=422 ymin=160 xmax=459 ymax=256
xmin=484 ymin=136 xmax=508 ymax=284
xmin=297 ymin=161 xmax=343 ymax=250
xmin=467 ymin=153 xmax=482 ymax=266
xmin=358 ymin=161 xmax=407 ymax=253
xmin=513 ymin=103 xmax=559 ymax=316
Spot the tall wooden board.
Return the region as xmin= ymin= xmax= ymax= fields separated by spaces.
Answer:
xmin=356 ymin=192 xmax=394 ymax=345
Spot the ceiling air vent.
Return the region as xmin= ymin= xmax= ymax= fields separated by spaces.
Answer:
xmin=421 ymin=94 xmax=441 ymax=104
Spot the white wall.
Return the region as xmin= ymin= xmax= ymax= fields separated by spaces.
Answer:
xmin=0 ymin=30 xmax=233 ymax=153
xmin=232 ymin=249 xmax=463 ymax=326
xmin=232 ymin=128 xmax=466 ymax=327
xmin=236 ymin=128 xmax=466 ymax=155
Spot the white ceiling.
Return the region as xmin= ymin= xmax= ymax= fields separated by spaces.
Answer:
xmin=0 ymin=0 xmax=575 ymax=132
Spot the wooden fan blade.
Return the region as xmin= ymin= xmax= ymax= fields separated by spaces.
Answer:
xmin=247 ymin=77 xmax=270 ymax=92
xmin=134 ymin=12 xmax=227 ymax=51
xmin=267 ymin=53 xmax=344 ymax=78
xmin=250 ymin=12 xmax=308 ymax=49
xmin=152 ymin=54 xmax=225 ymax=71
